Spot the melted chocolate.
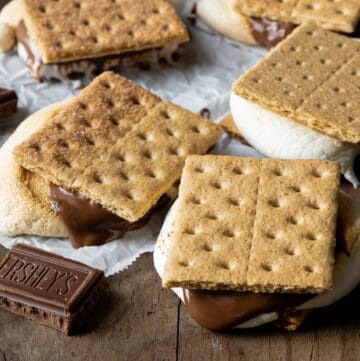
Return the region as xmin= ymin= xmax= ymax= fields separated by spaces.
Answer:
xmin=248 ymin=17 xmax=360 ymax=49
xmin=349 ymin=21 xmax=360 ymax=38
xmin=248 ymin=17 xmax=297 ymax=49
xmin=183 ymin=289 xmax=312 ymax=331
xmin=49 ymin=184 xmax=169 ymax=249
xmin=354 ymin=154 xmax=360 ymax=182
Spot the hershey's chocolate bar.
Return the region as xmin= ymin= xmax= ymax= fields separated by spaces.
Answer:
xmin=0 ymin=244 xmax=107 ymax=335
xmin=0 ymin=88 xmax=17 ymax=117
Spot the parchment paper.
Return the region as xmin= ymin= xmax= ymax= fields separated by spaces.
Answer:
xmin=0 ymin=0 xmax=266 ymax=276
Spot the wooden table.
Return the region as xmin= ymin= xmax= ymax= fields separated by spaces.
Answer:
xmin=0 ymin=245 xmax=359 ymax=361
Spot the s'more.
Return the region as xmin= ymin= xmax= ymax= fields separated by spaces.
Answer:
xmin=226 ymin=24 xmax=360 ymax=187
xmin=0 ymin=71 xmax=222 ymax=248
xmin=196 ymin=0 xmax=360 ymax=48
xmin=155 ymin=155 xmax=360 ymax=331
xmin=0 ymin=0 xmax=189 ymax=81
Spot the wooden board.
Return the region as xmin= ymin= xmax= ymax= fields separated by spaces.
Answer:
xmin=0 ymin=246 xmax=359 ymax=361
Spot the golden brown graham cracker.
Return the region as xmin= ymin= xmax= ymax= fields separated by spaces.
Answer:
xmin=13 ymin=72 xmax=222 ymax=223
xmin=338 ymin=187 xmax=360 ymax=256
xmin=163 ymin=155 xmax=340 ymax=294
xmin=233 ymin=0 xmax=360 ymax=33
xmin=232 ymin=0 xmax=297 ymax=23
xmin=233 ymin=24 xmax=360 ymax=144
xmin=219 ymin=113 xmax=247 ymax=142
xmin=22 ymin=0 xmax=189 ymax=63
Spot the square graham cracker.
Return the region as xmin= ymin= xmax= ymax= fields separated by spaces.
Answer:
xmin=22 ymin=0 xmax=189 ymax=63
xmin=233 ymin=24 xmax=360 ymax=144
xmin=233 ymin=0 xmax=360 ymax=33
xmin=163 ymin=155 xmax=340 ymax=293
xmin=13 ymin=72 xmax=222 ymax=223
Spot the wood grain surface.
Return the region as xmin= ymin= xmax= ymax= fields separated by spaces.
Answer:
xmin=0 ymin=246 xmax=359 ymax=361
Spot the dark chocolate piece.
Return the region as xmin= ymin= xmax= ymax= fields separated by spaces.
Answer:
xmin=183 ymin=289 xmax=312 ymax=331
xmin=0 ymin=244 xmax=107 ymax=335
xmin=248 ymin=17 xmax=297 ymax=49
xmin=49 ymin=184 xmax=170 ymax=249
xmin=0 ymin=88 xmax=17 ymax=117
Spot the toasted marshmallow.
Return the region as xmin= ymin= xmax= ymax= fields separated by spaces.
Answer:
xmin=0 ymin=0 xmax=24 ymax=28
xmin=197 ymin=0 xmax=257 ymax=45
xmin=230 ymin=92 xmax=360 ymax=188
xmin=154 ymin=194 xmax=360 ymax=329
xmin=0 ymin=22 xmax=15 ymax=52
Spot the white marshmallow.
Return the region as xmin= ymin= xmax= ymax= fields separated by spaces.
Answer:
xmin=230 ymin=92 xmax=360 ymax=188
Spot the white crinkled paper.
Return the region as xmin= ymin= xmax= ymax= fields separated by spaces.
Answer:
xmin=0 ymin=0 xmax=266 ymax=276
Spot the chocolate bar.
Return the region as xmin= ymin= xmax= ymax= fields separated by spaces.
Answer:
xmin=0 ymin=88 xmax=17 ymax=117
xmin=0 ymin=244 xmax=107 ymax=335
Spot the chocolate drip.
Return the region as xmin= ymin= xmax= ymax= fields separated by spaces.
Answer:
xmin=248 ymin=17 xmax=297 ymax=49
xmin=183 ymin=289 xmax=312 ymax=331
xmin=354 ymin=154 xmax=360 ymax=182
xmin=49 ymin=184 xmax=169 ymax=249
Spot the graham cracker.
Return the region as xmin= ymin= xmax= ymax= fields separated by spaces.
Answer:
xmin=22 ymin=0 xmax=189 ymax=63
xmin=219 ymin=113 xmax=246 ymax=142
xmin=13 ymin=72 xmax=222 ymax=223
xmin=338 ymin=188 xmax=360 ymax=256
xmin=163 ymin=155 xmax=340 ymax=293
xmin=233 ymin=24 xmax=360 ymax=144
xmin=233 ymin=0 xmax=360 ymax=33
xmin=232 ymin=0 xmax=297 ymax=23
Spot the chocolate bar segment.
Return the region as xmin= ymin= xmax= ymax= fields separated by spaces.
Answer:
xmin=0 ymin=244 xmax=107 ymax=335
xmin=0 ymin=88 xmax=17 ymax=117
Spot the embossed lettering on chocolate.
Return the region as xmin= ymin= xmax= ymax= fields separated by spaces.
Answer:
xmin=0 ymin=244 xmax=107 ymax=335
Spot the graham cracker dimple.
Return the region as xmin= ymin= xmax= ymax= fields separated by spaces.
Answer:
xmin=234 ymin=0 xmax=360 ymax=33
xmin=163 ymin=156 xmax=340 ymax=294
xmin=22 ymin=0 xmax=189 ymax=63
xmin=233 ymin=24 xmax=360 ymax=144
xmin=13 ymin=72 xmax=222 ymax=223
